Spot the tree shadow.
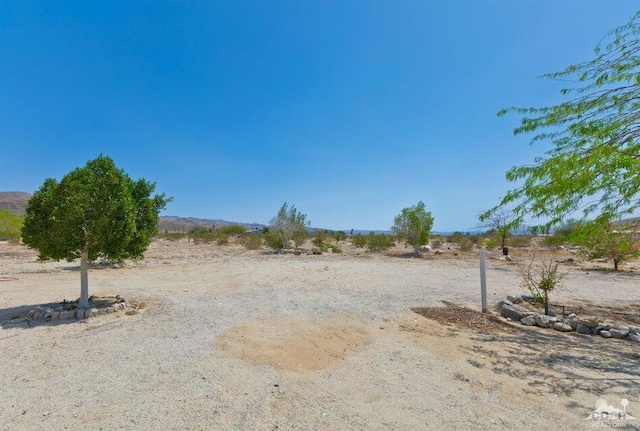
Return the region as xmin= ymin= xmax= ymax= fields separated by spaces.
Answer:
xmin=0 ymin=302 xmax=84 ymax=329
xmin=462 ymin=328 xmax=640 ymax=398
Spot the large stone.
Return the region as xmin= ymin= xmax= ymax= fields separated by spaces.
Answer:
xmin=520 ymin=315 xmax=537 ymax=326
xmin=553 ymin=322 xmax=573 ymax=332
xmin=593 ymin=325 xmax=610 ymax=335
xmin=576 ymin=324 xmax=591 ymax=334
xmin=496 ymin=300 xmax=513 ymax=311
xmin=506 ymin=295 xmax=522 ymax=304
xmin=534 ymin=314 xmax=553 ymax=328
xmin=500 ymin=304 xmax=526 ymax=321
xmin=600 ymin=330 xmax=612 ymax=338
xmin=97 ymin=308 xmax=107 ymax=316
xmin=521 ymin=294 xmax=535 ymax=302
xmin=578 ymin=317 xmax=600 ymax=328
xmin=76 ymin=309 xmax=86 ymax=319
xmin=610 ymin=328 xmax=630 ymax=339
xmin=85 ymin=308 xmax=99 ymax=318
xmin=564 ymin=316 xmax=579 ymax=330
xmin=628 ymin=333 xmax=640 ymax=343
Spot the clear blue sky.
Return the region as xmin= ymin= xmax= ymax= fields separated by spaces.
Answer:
xmin=1 ymin=1 xmax=637 ymax=232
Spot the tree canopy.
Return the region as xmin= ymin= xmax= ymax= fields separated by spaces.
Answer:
xmin=267 ymin=202 xmax=310 ymax=249
xmin=391 ymin=201 xmax=434 ymax=256
xmin=22 ymin=155 xmax=170 ymax=308
xmin=484 ymin=11 xmax=640 ymax=229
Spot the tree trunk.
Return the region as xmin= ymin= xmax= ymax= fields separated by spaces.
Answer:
xmin=80 ymin=250 xmax=89 ymax=309
xmin=414 ymin=246 xmax=420 ymax=257
xmin=544 ymin=291 xmax=549 ymax=316
xmin=614 ymin=258 xmax=619 ymax=271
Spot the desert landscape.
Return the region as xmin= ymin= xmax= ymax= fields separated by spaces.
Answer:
xmin=1 ymin=238 xmax=638 ymax=430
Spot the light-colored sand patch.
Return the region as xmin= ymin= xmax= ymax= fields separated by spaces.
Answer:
xmin=217 ymin=312 xmax=371 ymax=372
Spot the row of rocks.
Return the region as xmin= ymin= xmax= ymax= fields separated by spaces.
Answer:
xmin=497 ymin=296 xmax=640 ymax=342
xmin=29 ymin=299 xmax=130 ymax=321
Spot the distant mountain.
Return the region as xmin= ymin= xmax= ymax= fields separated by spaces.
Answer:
xmin=158 ymin=216 xmax=266 ymax=233
xmin=0 ymin=191 xmax=31 ymax=215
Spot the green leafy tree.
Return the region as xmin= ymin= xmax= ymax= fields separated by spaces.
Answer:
xmin=578 ymin=221 xmax=639 ymax=270
xmin=268 ymin=202 xmax=310 ymax=250
xmin=21 ymin=156 xmax=170 ymax=308
xmin=0 ymin=211 xmax=23 ymax=242
xmin=391 ymin=201 xmax=434 ymax=256
xmin=483 ymin=12 xmax=640 ymax=230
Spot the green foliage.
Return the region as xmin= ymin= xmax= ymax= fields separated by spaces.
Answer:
xmin=268 ymin=202 xmax=310 ymax=249
xmin=312 ymin=230 xmax=328 ymax=248
xmin=391 ymin=201 xmax=434 ymax=256
xmin=325 ymin=244 xmax=342 ymax=254
xmin=215 ymin=234 xmax=229 ymax=245
xmin=0 ymin=211 xmax=23 ymax=242
xmin=450 ymin=231 xmax=474 ymax=252
xmin=577 ymin=222 xmax=640 ymax=270
xmin=189 ymin=228 xmax=216 ymax=244
xmin=156 ymin=232 xmax=186 ymax=241
xmin=352 ymin=234 xmax=368 ymax=248
xmin=519 ymin=258 xmax=567 ymax=315
xmin=217 ymin=224 xmax=246 ymax=236
xmin=485 ymin=12 xmax=640 ymax=229
xmin=366 ymin=232 xmax=392 ymax=252
xmin=21 ymin=155 xmax=170 ymax=263
xmin=243 ymin=234 xmax=263 ymax=250
xmin=547 ymin=218 xmax=583 ymax=245
xmin=335 ymin=230 xmax=347 ymax=243
xmin=264 ymin=229 xmax=286 ymax=250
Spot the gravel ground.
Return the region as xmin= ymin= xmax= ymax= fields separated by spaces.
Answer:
xmin=1 ymin=239 xmax=639 ymax=430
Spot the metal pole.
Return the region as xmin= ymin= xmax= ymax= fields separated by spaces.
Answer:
xmin=480 ymin=250 xmax=487 ymax=313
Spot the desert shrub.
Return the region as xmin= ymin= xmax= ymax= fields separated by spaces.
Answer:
xmin=367 ymin=232 xmax=392 ymax=252
xmin=335 ymin=231 xmax=347 ymax=243
xmin=215 ymin=234 xmax=229 ymax=245
xmin=156 ymin=232 xmax=186 ymax=241
xmin=189 ymin=228 xmax=216 ymax=244
xmin=509 ymin=235 xmax=531 ymax=248
xmin=312 ymin=230 xmax=328 ymax=248
xmin=264 ymin=230 xmax=286 ymax=250
xmin=352 ymin=234 xmax=368 ymax=248
xmin=324 ymin=244 xmax=343 ymax=253
xmin=0 ymin=211 xmax=23 ymax=242
xmin=217 ymin=224 xmax=247 ymax=236
xmin=243 ymin=234 xmax=263 ymax=250
xmin=450 ymin=231 xmax=474 ymax=252
xmin=430 ymin=236 xmax=443 ymax=249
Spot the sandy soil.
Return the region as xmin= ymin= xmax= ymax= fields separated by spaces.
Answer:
xmin=1 ymin=239 xmax=639 ymax=430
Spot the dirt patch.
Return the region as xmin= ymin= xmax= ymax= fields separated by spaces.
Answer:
xmin=217 ymin=312 xmax=371 ymax=372
xmin=411 ymin=301 xmax=516 ymax=333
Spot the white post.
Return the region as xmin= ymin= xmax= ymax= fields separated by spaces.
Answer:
xmin=480 ymin=250 xmax=487 ymax=313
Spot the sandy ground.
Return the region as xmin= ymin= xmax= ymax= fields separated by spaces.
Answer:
xmin=1 ymin=239 xmax=639 ymax=430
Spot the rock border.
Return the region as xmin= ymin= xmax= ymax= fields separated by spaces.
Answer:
xmin=27 ymin=296 xmax=131 ymax=321
xmin=497 ymin=296 xmax=640 ymax=342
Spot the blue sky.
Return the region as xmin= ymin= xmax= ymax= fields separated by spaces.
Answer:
xmin=1 ymin=1 xmax=637 ymax=232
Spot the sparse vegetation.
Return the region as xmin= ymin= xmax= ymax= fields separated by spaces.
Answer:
xmin=519 ymin=257 xmax=567 ymax=315
xmin=352 ymin=234 xmax=367 ymax=248
xmin=0 ymin=211 xmax=23 ymax=242
xmin=243 ymin=234 xmax=263 ymax=250
xmin=366 ymin=232 xmax=392 ymax=252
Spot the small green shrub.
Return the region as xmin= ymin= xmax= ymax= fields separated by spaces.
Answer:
xmin=352 ymin=234 xmax=368 ymax=248
xmin=367 ymin=232 xmax=392 ymax=252
xmin=243 ymin=234 xmax=263 ymax=250
xmin=217 ymin=224 xmax=247 ymax=236
xmin=0 ymin=211 xmax=23 ymax=242
xmin=264 ymin=231 xmax=286 ymax=250
xmin=430 ymin=236 xmax=443 ymax=249
xmin=215 ymin=234 xmax=229 ymax=245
